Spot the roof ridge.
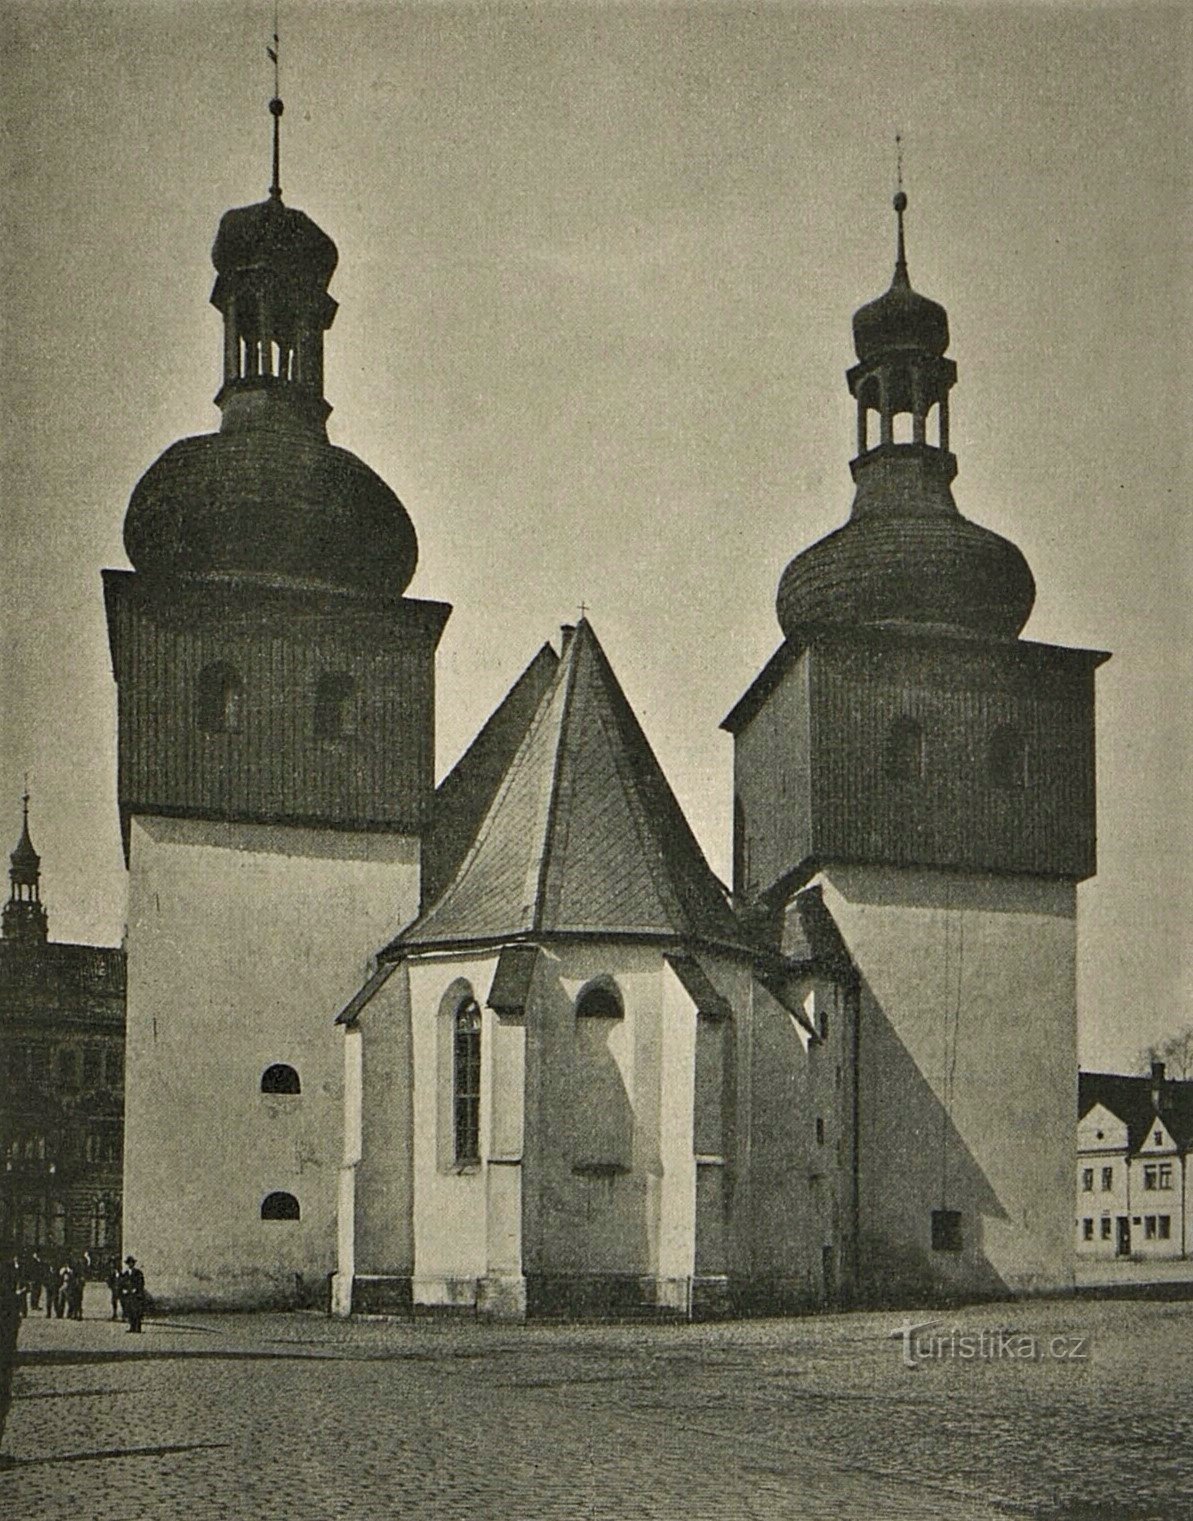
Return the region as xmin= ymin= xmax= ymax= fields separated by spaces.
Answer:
xmin=530 ymin=632 xmax=585 ymax=929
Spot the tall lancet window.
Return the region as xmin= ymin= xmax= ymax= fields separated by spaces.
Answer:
xmin=453 ymin=998 xmax=482 ymax=1165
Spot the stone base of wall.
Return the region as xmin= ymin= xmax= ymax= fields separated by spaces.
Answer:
xmin=477 ymin=1274 xmax=527 ymax=1321
xmin=689 ymin=1275 xmax=733 ymax=1320
xmin=146 ymin=1271 xmax=330 ymax=1315
xmin=351 ymin=1275 xmax=414 ymax=1317
xmin=525 ymin=1274 xmax=688 ymax=1320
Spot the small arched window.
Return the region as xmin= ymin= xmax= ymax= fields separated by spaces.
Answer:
xmin=314 ymin=671 xmax=355 ymax=739
xmin=575 ymin=980 xmax=624 ymax=1020
xmin=884 ymin=717 xmax=924 ymax=782
xmin=453 ymin=998 xmax=482 ymax=1165
xmin=261 ymin=1191 xmax=300 ymax=1221
xmin=989 ymin=726 xmax=1027 ymax=790
xmin=261 ymin=1063 xmax=301 ymax=1096
xmin=198 ymin=662 xmax=243 ymax=734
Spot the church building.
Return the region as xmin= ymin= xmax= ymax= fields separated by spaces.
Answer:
xmin=105 ymin=97 xmax=1107 ymax=1314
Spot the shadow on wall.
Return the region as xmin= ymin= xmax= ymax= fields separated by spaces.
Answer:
xmin=856 ymin=972 xmax=1010 ymax=1307
xmin=525 ymin=971 xmax=656 ymax=1308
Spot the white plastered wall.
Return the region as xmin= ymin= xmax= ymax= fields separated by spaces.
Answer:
xmin=122 ymin=814 xmax=419 ymax=1307
xmin=818 ymin=864 xmax=1077 ymax=1298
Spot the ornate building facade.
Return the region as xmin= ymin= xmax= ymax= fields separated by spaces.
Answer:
xmin=0 ymin=799 xmax=125 ymax=1272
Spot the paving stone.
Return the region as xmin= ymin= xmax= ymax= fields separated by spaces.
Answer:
xmin=0 ymin=1294 xmax=1188 ymax=1519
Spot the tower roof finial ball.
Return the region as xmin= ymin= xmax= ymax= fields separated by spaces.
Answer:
xmin=893 ymin=190 xmax=908 ymax=214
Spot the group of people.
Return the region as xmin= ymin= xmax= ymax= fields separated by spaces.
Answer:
xmin=9 ymin=1252 xmax=147 ymax=1331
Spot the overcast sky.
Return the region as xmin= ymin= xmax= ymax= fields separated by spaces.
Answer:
xmin=1 ymin=1 xmax=1187 ymax=1071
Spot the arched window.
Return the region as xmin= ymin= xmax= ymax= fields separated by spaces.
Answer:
xmin=884 ymin=717 xmax=924 ymax=782
xmin=314 ymin=671 xmax=355 ymax=739
xmin=261 ymin=1191 xmax=300 ymax=1221
xmin=453 ymin=998 xmax=482 ymax=1165
xmin=575 ymin=980 xmax=624 ymax=1020
xmin=198 ymin=662 xmax=243 ymax=734
xmin=261 ymin=1063 xmax=301 ymax=1096
xmin=989 ymin=726 xmax=1027 ymax=790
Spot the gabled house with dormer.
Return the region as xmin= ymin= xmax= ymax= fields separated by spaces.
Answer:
xmin=1077 ymin=1065 xmax=1193 ymax=1261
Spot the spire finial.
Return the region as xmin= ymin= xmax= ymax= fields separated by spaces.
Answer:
xmin=21 ymin=775 xmax=29 ymax=826
xmin=267 ymin=2 xmax=283 ymax=201
xmin=892 ymin=132 xmax=909 ymax=285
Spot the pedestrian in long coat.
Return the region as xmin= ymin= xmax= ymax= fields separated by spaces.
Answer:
xmin=120 ymin=1257 xmax=146 ymax=1334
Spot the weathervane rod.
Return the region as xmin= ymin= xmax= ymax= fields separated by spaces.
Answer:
xmin=893 ymin=130 xmax=908 ymax=282
xmin=267 ymin=1 xmax=283 ymax=200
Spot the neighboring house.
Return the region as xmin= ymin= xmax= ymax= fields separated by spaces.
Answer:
xmin=0 ymin=797 xmax=126 ymax=1273
xmin=1077 ymin=1066 xmax=1193 ymax=1261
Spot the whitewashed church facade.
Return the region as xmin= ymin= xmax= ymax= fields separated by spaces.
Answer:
xmin=105 ymin=128 xmax=1106 ymax=1316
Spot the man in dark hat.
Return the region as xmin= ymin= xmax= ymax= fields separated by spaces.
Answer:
xmin=120 ymin=1257 xmax=146 ymax=1334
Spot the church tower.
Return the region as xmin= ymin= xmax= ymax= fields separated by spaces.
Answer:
xmin=104 ymin=90 xmax=449 ymax=1306
xmin=724 ymin=193 xmax=1108 ymax=1301
xmin=4 ymin=792 xmax=49 ymax=945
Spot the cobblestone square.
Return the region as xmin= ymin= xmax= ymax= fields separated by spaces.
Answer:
xmin=2 ymin=1290 xmax=1189 ymax=1520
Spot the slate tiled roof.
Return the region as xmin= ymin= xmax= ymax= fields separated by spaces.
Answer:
xmin=390 ymin=620 xmax=744 ymax=953
xmin=420 ymin=643 xmax=559 ymax=909
xmin=1079 ymin=1071 xmax=1193 ymax=1153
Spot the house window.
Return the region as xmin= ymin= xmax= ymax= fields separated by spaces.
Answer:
xmin=1159 ymin=1216 xmax=1172 ymax=1240
xmin=989 ymin=725 xmax=1027 ymax=789
xmin=314 ymin=671 xmax=355 ymax=739
xmin=931 ymin=1208 xmax=962 ymax=1252
xmin=884 ymin=717 xmax=924 ymax=782
xmin=83 ymin=1045 xmax=102 ymax=1088
xmin=261 ymin=1063 xmax=301 ymax=1096
xmin=261 ymin=1191 xmax=300 ymax=1221
xmin=1154 ymin=1130 xmax=1164 ymax=1147
xmin=1143 ymin=1165 xmax=1158 ymax=1191
xmin=1081 ymin=1168 xmax=1094 ymax=1191
xmin=89 ymin=1196 xmax=117 ymax=1249
xmin=1101 ymin=1166 xmax=1113 ymax=1191
xmin=57 ymin=1046 xmax=81 ymax=1090
xmin=1145 ymin=1215 xmax=1157 ymax=1240
xmin=198 ymin=662 xmax=243 ymax=734
xmin=453 ymin=998 xmax=482 ymax=1165
xmin=1100 ymin=1218 xmax=1112 ymax=1240
xmin=815 ymin=1117 xmax=825 ymax=1145
xmin=1082 ymin=1219 xmax=1094 ymax=1241
xmin=1158 ymin=1163 xmax=1173 ymax=1189
xmin=49 ymin=1197 xmax=66 ymax=1246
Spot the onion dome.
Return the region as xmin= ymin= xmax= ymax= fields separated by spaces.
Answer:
xmin=122 ymin=161 xmax=417 ymax=594
xmin=852 ymin=194 xmax=948 ymax=361
xmin=777 ymin=190 xmax=1035 ymax=643
xmin=777 ymin=502 xmax=1036 ymax=641
xmin=124 ymin=428 xmax=419 ymax=597
xmin=212 ymin=196 xmax=338 ymax=290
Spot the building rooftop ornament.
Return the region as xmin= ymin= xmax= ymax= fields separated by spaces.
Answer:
xmin=120 ymin=23 xmax=418 ymax=600
xmin=775 ymin=185 xmax=1036 ymax=644
xmin=4 ymin=789 xmax=49 ymax=943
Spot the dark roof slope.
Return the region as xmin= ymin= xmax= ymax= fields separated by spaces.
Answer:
xmin=389 ymin=619 xmax=743 ymax=953
xmin=1079 ymin=1070 xmax=1193 ymax=1152
xmin=421 ymin=643 xmax=559 ymax=909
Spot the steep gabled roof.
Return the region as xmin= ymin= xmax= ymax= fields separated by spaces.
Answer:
xmin=389 ymin=620 xmax=743 ymax=954
xmin=1079 ymin=1071 xmax=1193 ymax=1153
xmin=420 ymin=642 xmax=559 ymax=909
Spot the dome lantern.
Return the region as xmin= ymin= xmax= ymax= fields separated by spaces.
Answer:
xmin=776 ymin=190 xmax=1035 ymax=643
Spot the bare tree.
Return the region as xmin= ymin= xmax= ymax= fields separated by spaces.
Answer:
xmin=1138 ymin=1025 xmax=1193 ymax=1079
